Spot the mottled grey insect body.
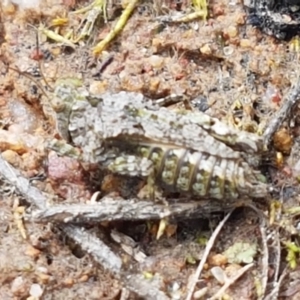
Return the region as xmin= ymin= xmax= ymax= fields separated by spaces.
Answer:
xmin=50 ymin=86 xmax=268 ymax=201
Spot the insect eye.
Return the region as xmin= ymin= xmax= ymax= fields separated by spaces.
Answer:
xmin=127 ymin=106 xmax=139 ymax=116
xmin=51 ymin=97 xmax=66 ymax=112
xmin=87 ymin=96 xmax=102 ymax=107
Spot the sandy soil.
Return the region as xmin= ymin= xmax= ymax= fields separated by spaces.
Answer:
xmin=1 ymin=0 xmax=300 ymax=299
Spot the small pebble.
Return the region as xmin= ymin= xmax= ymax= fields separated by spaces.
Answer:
xmin=148 ymin=55 xmax=164 ymax=69
xmin=25 ymin=245 xmax=41 ymax=259
xmin=7 ymin=99 xmax=41 ymax=133
xmin=47 ymin=151 xmax=83 ymax=182
xmin=223 ymin=46 xmax=234 ymax=56
xmin=273 ymin=128 xmax=292 ymax=154
xmin=36 ymin=266 xmax=49 ymax=274
xmin=89 ymin=80 xmax=108 ymax=95
xmin=193 ymin=287 xmax=208 ymax=299
xmin=0 ymin=129 xmax=28 ymax=153
xmin=234 ymin=12 xmax=246 ymax=25
xmin=208 ymin=253 xmax=228 ymax=266
xmin=226 ymin=26 xmax=238 ymax=38
xmin=1 ymin=149 xmax=21 ymax=167
xmin=200 ymin=44 xmax=212 ymax=55
xmin=4 ymin=2 xmax=17 ymax=14
xmin=78 ymin=274 xmax=89 ymax=282
xmin=212 ymin=4 xmax=224 ymax=16
xmin=11 ymin=276 xmax=24 ymax=294
xmin=240 ymin=39 xmax=252 ymax=48
xmin=149 ymin=78 xmax=160 ymax=92
xmin=211 ymin=266 xmax=226 ymax=284
xmin=63 ymin=278 xmax=74 ymax=287
xmin=37 ymin=273 xmax=51 ymax=284
xmin=29 ymin=283 xmax=43 ymax=298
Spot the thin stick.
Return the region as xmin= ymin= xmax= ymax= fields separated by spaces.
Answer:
xmin=92 ymin=0 xmax=139 ymax=55
xmin=62 ymin=224 xmax=122 ymax=273
xmin=185 ymin=210 xmax=233 ymax=300
xmin=8 ymin=66 xmax=49 ymax=100
xmin=264 ymin=267 xmax=288 ymax=300
xmin=259 ymin=217 xmax=268 ymax=300
xmin=263 ymin=79 xmax=300 ymax=148
xmin=0 ymin=154 xmax=48 ymax=209
xmin=31 ymin=200 xmax=204 ymax=223
xmin=263 ymin=227 xmax=282 ymax=300
xmin=209 ymin=263 xmax=254 ymax=300
xmin=34 ymin=29 xmax=53 ymax=92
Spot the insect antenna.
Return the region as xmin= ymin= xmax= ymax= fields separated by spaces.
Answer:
xmin=7 ymin=25 xmax=53 ymax=99
xmin=33 ymin=28 xmax=54 ymax=93
xmin=8 ymin=65 xmax=49 ymax=100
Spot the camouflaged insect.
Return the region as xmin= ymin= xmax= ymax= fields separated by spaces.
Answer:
xmin=49 ymin=81 xmax=268 ymax=201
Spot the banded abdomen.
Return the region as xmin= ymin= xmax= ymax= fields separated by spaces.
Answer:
xmin=139 ymin=146 xmax=267 ymax=200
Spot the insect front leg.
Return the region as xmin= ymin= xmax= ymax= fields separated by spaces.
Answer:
xmin=47 ymin=139 xmax=81 ymax=159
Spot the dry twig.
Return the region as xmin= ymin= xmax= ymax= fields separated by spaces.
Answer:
xmin=272 ymin=228 xmax=282 ymax=286
xmin=209 ymin=263 xmax=254 ymax=300
xmin=264 ymin=227 xmax=282 ymax=300
xmin=264 ymin=267 xmax=288 ymax=300
xmin=263 ymin=79 xmax=300 ymax=148
xmin=259 ymin=217 xmax=269 ymax=300
xmin=31 ymin=199 xmax=201 ymax=223
xmin=185 ymin=210 xmax=233 ymax=300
